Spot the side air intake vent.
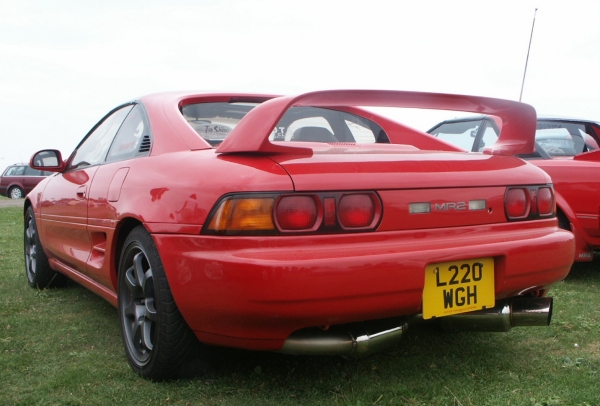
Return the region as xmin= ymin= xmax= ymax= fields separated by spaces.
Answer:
xmin=138 ymin=135 xmax=152 ymax=153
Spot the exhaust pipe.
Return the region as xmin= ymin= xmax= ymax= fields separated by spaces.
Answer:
xmin=280 ymin=318 xmax=407 ymax=357
xmin=279 ymin=296 xmax=552 ymax=356
xmin=438 ymin=297 xmax=553 ymax=332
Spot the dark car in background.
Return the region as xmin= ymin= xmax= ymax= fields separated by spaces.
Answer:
xmin=0 ymin=164 xmax=50 ymax=199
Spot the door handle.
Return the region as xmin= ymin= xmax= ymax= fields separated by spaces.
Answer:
xmin=77 ymin=185 xmax=87 ymax=199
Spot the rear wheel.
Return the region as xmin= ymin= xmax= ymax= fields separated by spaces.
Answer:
xmin=24 ymin=206 xmax=66 ymax=288
xmin=118 ymin=225 xmax=201 ymax=380
xmin=10 ymin=186 xmax=24 ymax=199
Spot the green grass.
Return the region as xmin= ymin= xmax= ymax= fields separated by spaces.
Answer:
xmin=1 ymin=205 xmax=599 ymax=405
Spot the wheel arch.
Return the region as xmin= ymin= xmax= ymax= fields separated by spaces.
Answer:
xmin=112 ymin=217 xmax=145 ymax=284
xmin=554 ymin=192 xmax=576 ymax=230
xmin=8 ymin=184 xmax=24 ymax=197
xmin=554 ymin=193 xmax=593 ymax=262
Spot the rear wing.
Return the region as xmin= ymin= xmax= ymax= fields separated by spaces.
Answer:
xmin=216 ymin=89 xmax=537 ymax=156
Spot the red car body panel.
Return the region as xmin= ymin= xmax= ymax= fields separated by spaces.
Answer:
xmin=535 ymin=156 xmax=600 ymax=260
xmin=156 ymin=219 xmax=572 ymax=350
xmin=26 ymin=90 xmax=574 ymax=353
xmin=427 ymin=115 xmax=600 ymax=262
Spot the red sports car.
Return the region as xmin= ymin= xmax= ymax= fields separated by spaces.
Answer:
xmin=428 ymin=115 xmax=600 ymax=262
xmin=25 ymin=90 xmax=574 ymax=380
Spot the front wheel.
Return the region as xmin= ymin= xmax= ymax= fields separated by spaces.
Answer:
xmin=118 ymin=225 xmax=201 ymax=380
xmin=24 ymin=206 xmax=66 ymax=288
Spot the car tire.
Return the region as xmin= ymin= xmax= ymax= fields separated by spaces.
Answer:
xmin=557 ymin=211 xmax=570 ymax=231
xmin=118 ymin=225 xmax=201 ymax=380
xmin=10 ymin=186 xmax=24 ymax=199
xmin=24 ymin=206 xmax=67 ymax=288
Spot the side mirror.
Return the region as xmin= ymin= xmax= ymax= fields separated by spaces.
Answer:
xmin=30 ymin=150 xmax=67 ymax=173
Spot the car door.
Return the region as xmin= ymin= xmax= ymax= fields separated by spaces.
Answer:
xmin=85 ymin=104 xmax=152 ymax=289
xmin=39 ymin=105 xmax=134 ymax=274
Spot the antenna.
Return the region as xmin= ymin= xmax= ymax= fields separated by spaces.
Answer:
xmin=519 ymin=8 xmax=538 ymax=102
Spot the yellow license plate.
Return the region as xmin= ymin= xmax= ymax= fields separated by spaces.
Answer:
xmin=423 ymin=257 xmax=495 ymax=319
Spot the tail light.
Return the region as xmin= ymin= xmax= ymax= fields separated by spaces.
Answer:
xmin=505 ymin=185 xmax=555 ymax=221
xmin=338 ymin=194 xmax=379 ymax=229
xmin=505 ymin=188 xmax=529 ymax=219
xmin=206 ymin=197 xmax=276 ymax=232
xmin=275 ymin=196 xmax=319 ymax=230
xmin=536 ymin=187 xmax=554 ymax=216
xmin=204 ymin=192 xmax=382 ymax=235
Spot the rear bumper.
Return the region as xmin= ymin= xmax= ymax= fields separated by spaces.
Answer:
xmin=153 ymin=219 xmax=574 ymax=350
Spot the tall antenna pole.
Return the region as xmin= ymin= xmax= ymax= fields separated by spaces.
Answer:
xmin=519 ymin=8 xmax=538 ymax=102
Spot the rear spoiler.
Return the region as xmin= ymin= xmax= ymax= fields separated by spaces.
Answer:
xmin=574 ymin=149 xmax=600 ymax=162
xmin=216 ymin=89 xmax=537 ymax=156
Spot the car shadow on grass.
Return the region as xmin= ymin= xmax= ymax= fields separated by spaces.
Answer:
xmin=564 ymin=256 xmax=600 ymax=283
xmin=53 ymin=275 xmax=552 ymax=384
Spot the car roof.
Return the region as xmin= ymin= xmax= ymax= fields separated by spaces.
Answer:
xmin=537 ymin=116 xmax=600 ymax=126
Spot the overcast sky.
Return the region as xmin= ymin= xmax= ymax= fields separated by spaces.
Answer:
xmin=1 ymin=0 xmax=599 ymax=172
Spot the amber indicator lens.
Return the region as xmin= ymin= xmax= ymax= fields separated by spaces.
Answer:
xmin=208 ymin=198 xmax=275 ymax=231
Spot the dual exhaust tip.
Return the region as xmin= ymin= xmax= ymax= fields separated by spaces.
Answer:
xmin=280 ymin=297 xmax=552 ymax=357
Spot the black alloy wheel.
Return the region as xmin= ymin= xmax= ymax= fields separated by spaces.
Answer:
xmin=118 ymin=225 xmax=200 ymax=380
xmin=24 ymin=206 xmax=66 ymax=288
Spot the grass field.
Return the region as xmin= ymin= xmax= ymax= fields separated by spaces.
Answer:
xmin=1 ymin=204 xmax=599 ymax=405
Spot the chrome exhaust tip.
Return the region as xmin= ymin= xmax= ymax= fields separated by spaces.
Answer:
xmin=438 ymin=297 xmax=553 ymax=332
xmin=278 ymin=296 xmax=552 ymax=357
xmin=279 ymin=318 xmax=407 ymax=357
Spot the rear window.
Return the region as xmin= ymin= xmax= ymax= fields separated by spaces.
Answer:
xmin=182 ymin=102 xmax=258 ymax=146
xmin=270 ymin=107 xmax=383 ymax=144
xmin=429 ymin=120 xmax=485 ymax=151
xmin=536 ymin=121 xmax=588 ymax=156
xmin=182 ymin=103 xmax=386 ymax=146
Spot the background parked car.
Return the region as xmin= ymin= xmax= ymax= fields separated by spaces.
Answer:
xmin=0 ymin=164 xmax=50 ymax=199
xmin=428 ymin=116 xmax=600 ymax=262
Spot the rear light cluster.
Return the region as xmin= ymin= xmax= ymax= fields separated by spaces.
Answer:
xmin=504 ymin=185 xmax=555 ymax=221
xmin=204 ymin=192 xmax=382 ymax=235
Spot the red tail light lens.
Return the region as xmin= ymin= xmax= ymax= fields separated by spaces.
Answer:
xmin=536 ymin=187 xmax=554 ymax=216
xmin=276 ymin=196 xmax=318 ymax=230
xmin=338 ymin=194 xmax=376 ymax=228
xmin=505 ymin=188 xmax=529 ymax=219
xmin=204 ymin=192 xmax=382 ymax=235
xmin=505 ymin=185 xmax=555 ymax=221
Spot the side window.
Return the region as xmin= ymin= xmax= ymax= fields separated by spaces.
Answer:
xmin=70 ymin=105 xmax=134 ymax=169
xmin=24 ymin=166 xmax=43 ymax=176
xmin=106 ymin=105 xmax=151 ymax=162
